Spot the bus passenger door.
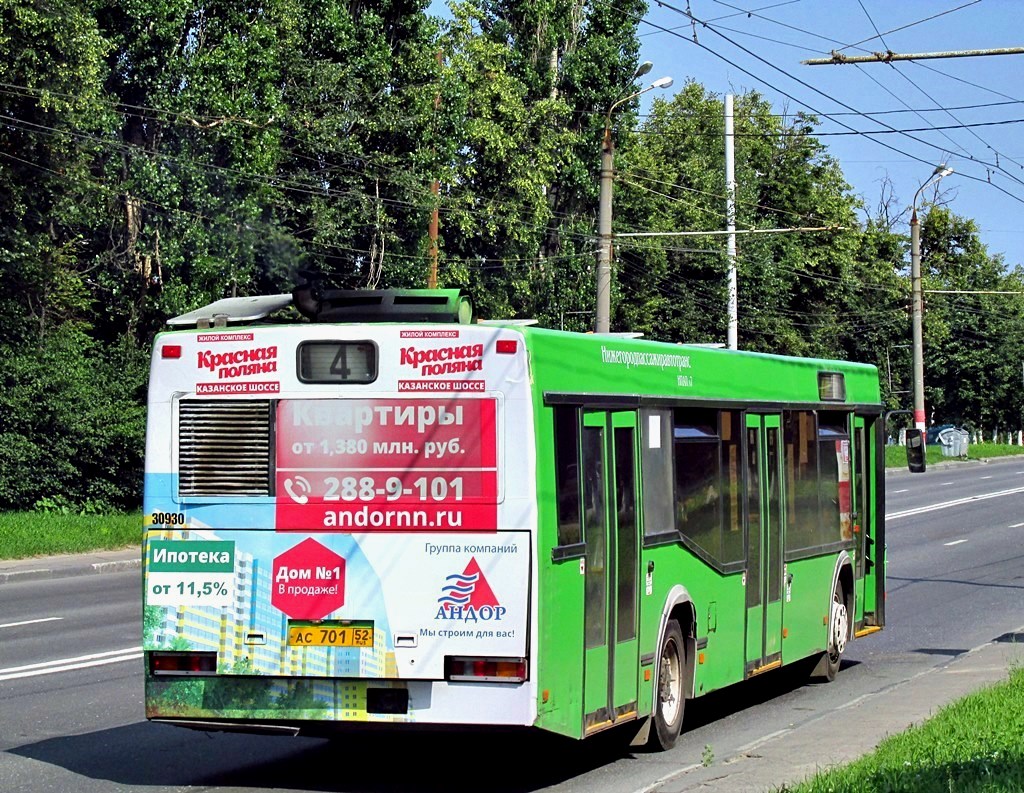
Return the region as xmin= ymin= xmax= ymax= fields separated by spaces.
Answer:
xmin=744 ymin=413 xmax=784 ymax=675
xmin=581 ymin=409 xmax=641 ymax=734
xmin=853 ymin=416 xmax=878 ymax=626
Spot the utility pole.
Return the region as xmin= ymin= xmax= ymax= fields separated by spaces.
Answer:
xmin=725 ymin=94 xmax=738 ymax=350
xmin=428 ymin=50 xmax=443 ymax=289
xmin=910 ymin=165 xmax=954 ymax=434
xmin=595 ymin=67 xmax=673 ymax=334
xmin=597 ymin=119 xmax=614 ymax=334
xmin=909 ymin=209 xmax=926 ymax=434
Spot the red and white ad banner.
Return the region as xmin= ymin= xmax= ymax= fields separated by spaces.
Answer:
xmin=274 ymin=398 xmax=498 ymax=532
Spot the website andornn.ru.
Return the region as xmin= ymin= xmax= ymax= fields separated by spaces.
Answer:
xmin=322 ymin=506 xmax=464 ymax=529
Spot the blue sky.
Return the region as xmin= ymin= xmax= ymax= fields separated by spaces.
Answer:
xmin=635 ymin=0 xmax=1024 ymax=266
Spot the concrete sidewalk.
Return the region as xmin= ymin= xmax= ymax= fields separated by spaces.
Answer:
xmin=0 ymin=546 xmax=140 ymax=584
xmin=646 ymin=632 xmax=1024 ymax=793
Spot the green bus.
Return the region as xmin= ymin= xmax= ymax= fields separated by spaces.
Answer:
xmin=142 ymin=283 xmax=885 ymax=750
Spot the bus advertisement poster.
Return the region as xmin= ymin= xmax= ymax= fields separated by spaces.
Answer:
xmin=273 ymin=397 xmax=499 ymax=532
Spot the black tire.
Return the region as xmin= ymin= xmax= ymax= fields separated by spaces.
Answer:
xmin=647 ymin=618 xmax=685 ymax=751
xmin=821 ymin=582 xmax=848 ymax=682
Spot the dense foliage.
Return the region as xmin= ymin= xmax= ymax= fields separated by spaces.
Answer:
xmin=2 ymin=0 xmax=1023 ymax=510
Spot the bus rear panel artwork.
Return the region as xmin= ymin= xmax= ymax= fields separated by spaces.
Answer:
xmin=142 ymin=281 xmax=886 ymax=750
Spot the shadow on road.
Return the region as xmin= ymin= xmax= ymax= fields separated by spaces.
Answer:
xmin=679 ymin=657 xmax=862 ymax=732
xmin=6 ymin=662 xmax=871 ymax=791
xmin=7 ymin=721 xmax=635 ymax=792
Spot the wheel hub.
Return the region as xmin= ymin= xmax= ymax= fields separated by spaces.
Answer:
xmin=830 ymin=594 xmax=848 ymax=656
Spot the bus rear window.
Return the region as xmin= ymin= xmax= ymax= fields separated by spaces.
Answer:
xmin=298 ymin=341 xmax=377 ymax=384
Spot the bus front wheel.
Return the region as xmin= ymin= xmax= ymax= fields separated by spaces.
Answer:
xmin=648 ymin=618 xmax=685 ymax=751
xmin=815 ymin=582 xmax=848 ymax=682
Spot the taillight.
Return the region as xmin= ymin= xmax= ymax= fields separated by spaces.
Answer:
xmin=446 ymin=656 xmax=527 ymax=682
xmin=149 ymin=651 xmax=217 ymax=675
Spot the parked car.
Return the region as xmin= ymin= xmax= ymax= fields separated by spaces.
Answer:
xmin=925 ymin=424 xmax=958 ymax=444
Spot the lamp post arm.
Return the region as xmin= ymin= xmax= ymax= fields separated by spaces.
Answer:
xmin=913 ymin=167 xmax=953 ymax=214
xmin=913 ymin=179 xmax=935 ymax=215
xmin=607 ymin=85 xmax=650 ymax=124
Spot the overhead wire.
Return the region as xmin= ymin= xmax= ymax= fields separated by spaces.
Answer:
xmin=622 ymin=168 xmax=819 ymax=222
xmin=834 ymin=0 xmax=983 ymax=54
xmin=6 ymin=11 xmax=1015 ymax=342
xmin=848 ymin=1 xmax=1019 ymax=181
xmin=0 ymin=104 xmax=607 ymax=260
xmin=637 ymin=1 xmax=1024 ymax=204
xmin=847 ymin=2 xmax=970 ymax=161
xmin=657 ymin=0 xmax=1024 ymax=193
xmin=1 ymin=134 xmax=597 ymax=275
xmin=0 ymin=80 xmax=604 ymax=240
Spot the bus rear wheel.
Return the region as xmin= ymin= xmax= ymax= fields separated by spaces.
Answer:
xmin=648 ymin=618 xmax=685 ymax=751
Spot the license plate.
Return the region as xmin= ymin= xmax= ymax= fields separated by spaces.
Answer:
xmin=287 ymin=624 xmax=374 ymax=647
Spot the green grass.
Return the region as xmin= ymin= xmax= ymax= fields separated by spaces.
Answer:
xmin=885 ymin=442 xmax=1024 ymax=469
xmin=776 ymin=666 xmax=1024 ymax=793
xmin=0 ymin=511 xmax=140 ymax=560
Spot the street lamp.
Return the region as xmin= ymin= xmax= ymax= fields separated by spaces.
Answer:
xmin=595 ymin=65 xmax=673 ymax=334
xmin=910 ymin=163 xmax=954 ymax=434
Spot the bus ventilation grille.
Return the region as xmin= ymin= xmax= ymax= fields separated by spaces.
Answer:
xmin=178 ymin=401 xmax=272 ymax=496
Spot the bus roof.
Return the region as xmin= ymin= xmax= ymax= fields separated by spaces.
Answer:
xmin=163 ymin=288 xmax=880 ymax=406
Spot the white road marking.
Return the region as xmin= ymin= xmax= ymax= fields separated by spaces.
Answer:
xmin=1011 ymin=522 xmax=1024 ymax=528
xmin=980 ymin=475 xmax=994 ymax=480
xmin=0 ymin=647 xmax=142 ymax=682
xmin=0 ymin=617 xmax=63 ymax=630
xmin=886 ymin=485 xmax=1024 ymax=521
xmin=892 ymin=488 xmax=909 ymax=494
xmin=944 ymin=539 xmax=968 ymax=546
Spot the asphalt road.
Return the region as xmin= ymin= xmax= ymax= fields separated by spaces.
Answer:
xmin=2 ymin=457 xmax=1023 ymax=793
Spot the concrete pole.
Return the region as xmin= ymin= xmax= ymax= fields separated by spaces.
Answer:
xmin=910 ymin=208 xmax=926 ymax=433
xmin=596 ymin=122 xmax=614 ymax=334
xmin=909 ymin=164 xmax=952 ymax=435
xmin=725 ymin=94 xmax=738 ymax=350
xmin=428 ymin=179 xmax=439 ymax=288
xmin=594 ymin=73 xmax=672 ymax=334
xmin=428 ymin=50 xmax=444 ymax=289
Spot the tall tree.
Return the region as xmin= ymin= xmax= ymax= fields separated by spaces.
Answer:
xmin=93 ymin=0 xmax=440 ymax=339
xmin=0 ymin=0 xmax=112 ymax=345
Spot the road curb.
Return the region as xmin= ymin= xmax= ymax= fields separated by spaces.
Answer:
xmin=0 ymin=556 xmax=140 ymax=584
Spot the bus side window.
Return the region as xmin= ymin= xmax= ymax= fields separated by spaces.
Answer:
xmin=673 ymin=408 xmax=728 ymax=565
xmin=554 ymin=406 xmax=582 ymax=547
xmin=784 ymin=410 xmax=818 ymax=554
xmin=640 ymin=409 xmax=674 ymax=537
xmin=817 ymin=412 xmax=851 ymax=547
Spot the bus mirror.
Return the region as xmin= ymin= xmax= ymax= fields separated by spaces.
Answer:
xmin=905 ymin=429 xmax=926 ymax=473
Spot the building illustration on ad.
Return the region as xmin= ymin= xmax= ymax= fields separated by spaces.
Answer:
xmin=144 ymin=527 xmax=529 ymax=723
